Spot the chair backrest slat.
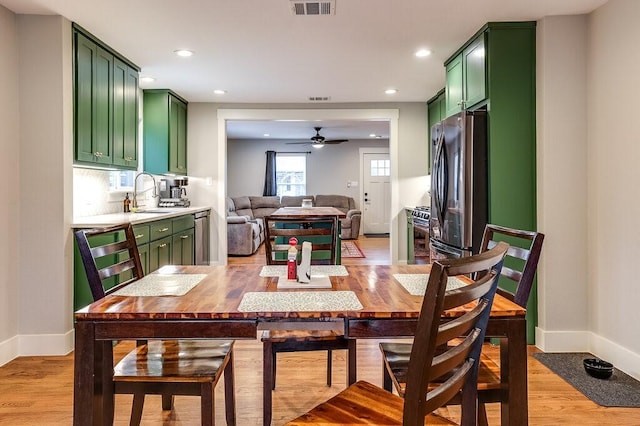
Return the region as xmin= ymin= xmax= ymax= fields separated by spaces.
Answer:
xmin=75 ymin=223 xmax=145 ymax=302
xmin=264 ymin=216 xmax=338 ymax=266
xmin=480 ymin=224 xmax=545 ymax=308
xmin=401 ymin=241 xmax=509 ymax=426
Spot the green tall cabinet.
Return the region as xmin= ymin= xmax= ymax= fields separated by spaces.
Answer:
xmin=143 ymin=90 xmax=188 ymax=175
xmin=437 ymin=22 xmax=538 ymax=342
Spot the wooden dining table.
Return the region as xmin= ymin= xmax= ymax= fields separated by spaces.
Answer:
xmin=73 ymin=264 xmax=528 ymax=426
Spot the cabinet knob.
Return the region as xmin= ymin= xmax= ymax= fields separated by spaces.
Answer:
xmin=158 ymin=227 xmax=169 ymax=233
xmin=135 ymin=234 xmax=144 ymax=239
xmin=159 ymin=243 xmax=167 ymax=248
xmin=180 ymin=235 xmax=189 ymax=239
xmin=125 ymin=156 xmax=133 ymax=162
xmin=94 ymin=152 xmax=103 ymax=157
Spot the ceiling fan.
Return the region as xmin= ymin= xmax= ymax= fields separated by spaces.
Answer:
xmin=286 ymin=127 xmax=349 ymax=148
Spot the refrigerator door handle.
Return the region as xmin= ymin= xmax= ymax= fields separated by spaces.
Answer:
xmin=433 ymin=132 xmax=446 ymax=227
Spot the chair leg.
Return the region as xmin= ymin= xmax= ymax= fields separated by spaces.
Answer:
xmin=200 ymin=382 xmax=214 ymax=426
xmin=347 ymin=339 xmax=357 ymax=385
xmin=478 ymin=402 xmax=489 ymax=426
xmin=161 ymin=393 xmax=174 ymax=411
xmin=272 ymin=350 xmax=277 ymax=390
xmin=382 ymin=364 xmax=393 ymax=392
xmin=263 ymin=340 xmax=274 ymax=426
xmin=129 ymin=392 xmax=145 ymax=426
xmin=224 ymin=351 xmax=236 ymax=426
xmin=326 ymin=349 xmax=332 ymax=386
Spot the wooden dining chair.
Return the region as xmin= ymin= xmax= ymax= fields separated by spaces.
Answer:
xmin=380 ymin=224 xmax=544 ymax=425
xmin=75 ymin=223 xmax=236 ymax=426
xmin=286 ymin=242 xmax=509 ymax=425
xmin=262 ymin=216 xmax=356 ymax=425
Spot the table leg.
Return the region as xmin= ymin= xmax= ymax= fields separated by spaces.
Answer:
xmin=73 ymin=322 xmax=114 ymax=426
xmin=501 ymin=317 xmax=528 ymax=426
xmin=263 ymin=339 xmax=273 ymax=426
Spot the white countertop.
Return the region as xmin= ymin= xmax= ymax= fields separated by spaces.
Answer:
xmin=72 ymin=206 xmax=211 ymax=228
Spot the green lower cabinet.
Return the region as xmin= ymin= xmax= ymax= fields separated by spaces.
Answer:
xmin=137 ymin=243 xmax=150 ymax=275
xmin=149 ymin=236 xmax=172 ymax=272
xmin=172 ymin=228 xmax=195 ymax=265
xmin=73 ymin=214 xmax=196 ymax=311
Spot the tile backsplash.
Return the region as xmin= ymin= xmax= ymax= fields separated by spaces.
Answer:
xmin=73 ymin=168 xmax=120 ymax=217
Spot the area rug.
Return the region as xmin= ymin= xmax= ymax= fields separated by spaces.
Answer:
xmin=533 ymin=352 xmax=640 ymax=407
xmin=341 ymin=241 xmax=365 ymax=258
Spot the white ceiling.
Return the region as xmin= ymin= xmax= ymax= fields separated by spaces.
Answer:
xmin=1 ymin=0 xmax=608 ymax=139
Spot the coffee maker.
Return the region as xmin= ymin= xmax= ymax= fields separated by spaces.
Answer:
xmin=158 ymin=177 xmax=190 ymax=207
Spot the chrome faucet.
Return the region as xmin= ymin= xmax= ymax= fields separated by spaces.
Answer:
xmin=132 ymin=172 xmax=158 ymax=209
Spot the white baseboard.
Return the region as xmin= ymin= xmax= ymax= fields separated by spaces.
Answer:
xmin=535 ymin=327 xmax=640 ymax=381
xmin=0 ymin=330 xmax=74 ymax=367
xmin=0 ymin=335 xmax=19 ymax=367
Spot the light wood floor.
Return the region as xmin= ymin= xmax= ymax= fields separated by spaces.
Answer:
xmin=2 ymin=237 xmax=638 ymax=425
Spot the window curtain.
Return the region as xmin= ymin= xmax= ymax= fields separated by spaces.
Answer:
xmin=263 ymin=150 xmax=277 ymax=196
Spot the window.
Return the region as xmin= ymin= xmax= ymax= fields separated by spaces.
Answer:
xmin=370 ymin=159 xmax=390 ymax=176
xmin=109 ymin=170 xmax=135 ymax=192
xmin=276 ymin=155 xmax=306 ymax=196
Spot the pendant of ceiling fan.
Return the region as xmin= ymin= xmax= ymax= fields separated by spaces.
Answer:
xmin=286 ymin=126 xmax=349 ymax=146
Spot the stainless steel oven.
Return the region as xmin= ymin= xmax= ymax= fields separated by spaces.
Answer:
xmin=406 ymin=206 xmax=430 ymax=264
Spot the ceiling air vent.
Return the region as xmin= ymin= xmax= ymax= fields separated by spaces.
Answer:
xmin=291 ymin=0 xmax=335 ymax=15
xmin=308 ymin=96 xmax=331 ymax=101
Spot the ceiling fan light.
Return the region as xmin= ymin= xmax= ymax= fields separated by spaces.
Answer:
xmin=312 ymin=144 xmax=324 ymax=149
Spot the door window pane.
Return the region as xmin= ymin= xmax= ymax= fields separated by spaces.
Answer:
xmin=370 ymin=159 xmax=390 ymax=177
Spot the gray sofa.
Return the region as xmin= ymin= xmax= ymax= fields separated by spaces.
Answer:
xmin=227 ymin=194 xmax=362 ymax=255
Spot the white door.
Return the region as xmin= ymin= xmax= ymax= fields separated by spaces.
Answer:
xmin=362 ymin=153 xmax=391 ymax=234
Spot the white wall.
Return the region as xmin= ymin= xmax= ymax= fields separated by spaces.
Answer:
xmin=586 ymin=0 xmax=640 ymax=376
xmin=536 ymin=16 xmax=589 ymax=349
xmin=188 ymin=102 xmax=429 ymax=265
xmin=227 ymin=138 xmax=389 ymax=201
xmin=0 ymin=5 xmax=20 ymax=363
xmin=536 ymin=1 xmax=640 ymax=379
xmin=16 ymin=15 xmax=74 ymax=356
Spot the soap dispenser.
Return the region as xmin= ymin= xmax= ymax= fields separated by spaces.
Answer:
xmin=123 ymin=193 xmax=131 ymax=213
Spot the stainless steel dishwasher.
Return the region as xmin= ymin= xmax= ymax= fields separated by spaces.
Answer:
xmin=194 ymin=210 xmax=210 ymax=265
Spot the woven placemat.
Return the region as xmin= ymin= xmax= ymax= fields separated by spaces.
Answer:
xmin=392 ymin=274 xmax=467 ymax=296
xmin=260 ymin=265 xmax=348 ymax=277
xmin=237 ymin=290 xmax=362 ymax=312
xmin=112 ymin=274 xmax=206 ymax=296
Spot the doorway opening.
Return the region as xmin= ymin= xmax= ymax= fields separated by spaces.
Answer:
xmin=217 ymin=109 xmax=400 ymax=264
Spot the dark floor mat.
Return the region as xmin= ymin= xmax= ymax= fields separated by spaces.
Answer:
xmin=533 ymin=352 xmax=640 ymax=407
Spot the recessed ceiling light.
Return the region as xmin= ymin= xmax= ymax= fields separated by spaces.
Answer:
xmin=140 ymin=76 xmax=155 ymax=83
xmin=213 ymin=89 xmax=227 ymax=95
xmin=415 ymin=49 xmax=432 ymax=58
xmin=174 ymin=49 xmax=194 ymax=57
xmin=385 ymin=88 xmax=398 ymax=95
xmin=263 ymin=133 xmax=270 ymax=137
xmin=369 ymin=133 xmax=377 ymax=138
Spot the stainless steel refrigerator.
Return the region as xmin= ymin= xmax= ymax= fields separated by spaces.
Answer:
xmin=429 ymin=110 xmax=487 ymax=260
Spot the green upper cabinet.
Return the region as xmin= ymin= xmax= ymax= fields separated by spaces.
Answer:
xmin=143 ymin=90 xmax=188 ymax=175
xmin=73 ymin=24 xmax=140 ymax=170
xmin=445 ymin=33 xmax=486 ymax=117
xmin=426 ymin=89 xmax=445 ymax=173
xmin=112 ymin=58 xmax=139 ymax=168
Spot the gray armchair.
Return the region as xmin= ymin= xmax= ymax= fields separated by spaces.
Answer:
xmin=226 ymin=197 xmax=264 ymax=255
xmin=314 ymin=194 xmax=361 ymax=239
xmin=339 ymin=209 xmax=362 ymax=240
